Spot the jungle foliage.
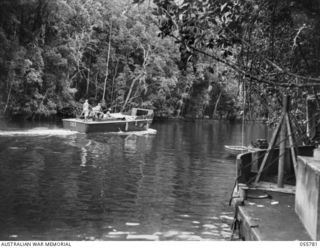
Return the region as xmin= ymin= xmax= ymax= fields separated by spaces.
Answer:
xmin=137 ymin=0 xmax=320 ymax=126
xmin=0 ymin=0 xmax=244 ymax=120
xmin=0 ymin=0 xmax=176 ymax=119
xmin=1 ymin=0 xmax=320 ymax=124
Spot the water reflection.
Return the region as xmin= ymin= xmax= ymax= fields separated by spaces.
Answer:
xmin=124 ymin=135 xmax=138 ymax=153
xmin=0 ymin=120 xmax=269 ymax=240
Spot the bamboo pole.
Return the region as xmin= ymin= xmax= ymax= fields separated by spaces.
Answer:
xmin=278 ymin=95 xmax=289 ymax=188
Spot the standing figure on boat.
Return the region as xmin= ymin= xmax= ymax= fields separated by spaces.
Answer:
xmin=82 ymin=99 xmax=90 ymax=121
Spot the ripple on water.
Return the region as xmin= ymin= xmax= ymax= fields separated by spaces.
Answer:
xmin=0 ymin=120 xmax=267 ymax=240
xmin=203 ymin=224 xmax=217 ymax=229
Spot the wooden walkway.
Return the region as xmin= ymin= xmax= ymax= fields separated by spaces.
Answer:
xmin=236 ymin=189 xmax=311 ymax=240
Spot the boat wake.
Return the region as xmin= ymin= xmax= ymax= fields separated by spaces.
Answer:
xmin=0 ymin=128 xmax=78 ymax=136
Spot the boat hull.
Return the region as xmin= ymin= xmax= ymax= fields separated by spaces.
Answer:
xmin=62 ymin=118 xmax=153 ymax=133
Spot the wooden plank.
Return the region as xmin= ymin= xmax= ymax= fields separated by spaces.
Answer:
xmin=237 ymin=190 xmax=311 ymax=240
xmin=254 ymin=113 xmax=284 ymax=184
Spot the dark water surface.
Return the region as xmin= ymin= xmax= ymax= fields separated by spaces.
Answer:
xmin=0 ymin=120 xmax=269 ymax=241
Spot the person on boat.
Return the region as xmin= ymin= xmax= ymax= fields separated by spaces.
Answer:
xmin=81 ymin=99 xmax=90 ymax=121
xmin=92 ymin=103 xmax=103 ymax=119
xmin=103 ymin=108 xmax=112 ymax=119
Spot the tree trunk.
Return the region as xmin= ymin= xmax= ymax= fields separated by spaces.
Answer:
xmin=102 ymin=21 xmax=112 ymax=106
xmin=86 ymin=68 xmax=90 ymax=97
xmin=95 ymin=73 xmax=98 ymax=99
xmin=110 ymin=59 xmax=119 ymax=107
xmin=213 ymin=91 xmax=222 ymax=119
xmin=121 ymin=45 xmax=150 ymax=112
xmin=122 ymin=76 xmax=140 ymax=112
xmin=3 ymin=81 xmax=12 ymax=114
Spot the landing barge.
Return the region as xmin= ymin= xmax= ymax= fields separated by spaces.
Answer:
xmin=63 ymin=108 xmax=154 ymax=133
xmin=231 ymin=146 xmax=316 ymax=241
xmin=230 ymin=96 xmax=320 ymax=241
xmin=230 ymin=95 xmax=320 ymax=241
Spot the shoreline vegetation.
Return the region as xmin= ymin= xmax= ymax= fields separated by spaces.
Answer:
xmin=0 ymin=0 xmax=319 ymax=132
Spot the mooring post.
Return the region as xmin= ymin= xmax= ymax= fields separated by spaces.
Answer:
xmin=254 ymin=113 xmax=284 ymax=184
xmin=278 ymin=95 xmax=289 ymax=188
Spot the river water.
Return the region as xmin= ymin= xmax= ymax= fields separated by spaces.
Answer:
xmin=0 ymin=120 xmax=269 ymax=241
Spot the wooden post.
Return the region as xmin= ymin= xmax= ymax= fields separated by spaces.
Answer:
xmin=286 ymin=113 xmax=297 ymax=176
xmin=278 ymin=95 xmax=289 ymax=188
xmin=254 ymin=113 xmax=284 ymax=184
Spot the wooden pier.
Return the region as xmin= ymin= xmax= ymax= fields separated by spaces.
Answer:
xmin=232 ymin=149 xmax=320 ymax=241
xmin=235 ymin=189 xmax=310 ymax=240
xmin=231 ymin=95 xmax=320 ymax=241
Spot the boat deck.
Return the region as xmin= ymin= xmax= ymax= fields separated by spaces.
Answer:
xmin=236 ymin=189 xmax=311 ymax=240
xmin=63 ymin=118 xmax=134 ymax=124
xmin=63 ymin=117 xmax=153 ymax=123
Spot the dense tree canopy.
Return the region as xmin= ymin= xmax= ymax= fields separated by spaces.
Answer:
xmin=0 ymin=0 xmax=244 ymax=120
xmin=1 ymin=0 xmax=320 ymax=126
xmin=141 ymin=0 xmax=320 ymax=130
